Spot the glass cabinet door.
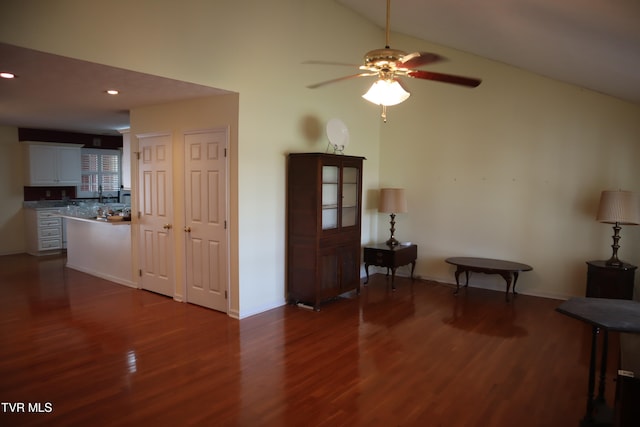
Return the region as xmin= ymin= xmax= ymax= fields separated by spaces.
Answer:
xmin=322 ymin=166 xmax=339 ymax=229
xmin=341 ymin=166 xmax=359 ymax=227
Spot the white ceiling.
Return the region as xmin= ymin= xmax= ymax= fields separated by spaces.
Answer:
xmin=0 ymin=43 xmax=229 ymax=135
xmin=337 ymin=0 xmax=640 ymax=106
xmin=1 ymin=1 xmax=639 ymax=136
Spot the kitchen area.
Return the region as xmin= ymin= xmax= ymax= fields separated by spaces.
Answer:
xmin=21 ymin=131 xmax=135 ymax=287
xmin=2 ymin=43 xmax=237 ymax=315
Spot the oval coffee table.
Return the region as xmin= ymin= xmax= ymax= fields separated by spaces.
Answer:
xmin=445 ymin=257 xmax=533 ymax=302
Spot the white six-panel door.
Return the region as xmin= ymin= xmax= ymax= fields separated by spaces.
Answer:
xmin=137 ymin=133 xmax=175 ymax=297
xmin=184 ymin=129 xmax=228 ymax=312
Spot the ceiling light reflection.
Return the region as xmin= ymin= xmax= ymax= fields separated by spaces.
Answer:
xmin=127 ymin=350 xmax=137 ymax=374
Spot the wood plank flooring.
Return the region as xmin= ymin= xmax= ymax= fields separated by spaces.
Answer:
xmin=0 ymin=253 xmax=619 ymax=426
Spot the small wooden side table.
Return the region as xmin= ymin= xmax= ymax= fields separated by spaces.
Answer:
xmin=363 ymin=243 xmax=417 ymax=290
xmin=586 ymin=260 xmax=637 ymax=300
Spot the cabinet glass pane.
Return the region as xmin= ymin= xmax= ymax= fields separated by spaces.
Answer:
xmin=322 ymin=184 xmax=338 ymax=206
xmin=323 ymin=166 xmax=339 ymax=183
xmin=322 ymin=209 xmax=337 ymax=229
xmin=322 ymin=166 xmax=339 ymax=229
xmin=342 ymin=207 xmax=357 ymax=227
xmin=342 ymin=183 xmax=357 ymax=207
xmin=341 ymin=167 xmax=359 ymax=227
xmin=343 ymin=167 xmax=357 ymax=184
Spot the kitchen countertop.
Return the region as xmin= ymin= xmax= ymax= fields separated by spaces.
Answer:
xmin=58 ymin=214 xmax=131 ymax=225
xmin=25 ymin=201 xmax=131 ymax=223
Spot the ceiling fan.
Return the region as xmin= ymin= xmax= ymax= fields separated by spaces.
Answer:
xmin=306 ymin=0 xmax=481 ymax=121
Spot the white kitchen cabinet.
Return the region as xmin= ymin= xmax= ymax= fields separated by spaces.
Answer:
xmin=23 ymin=141 xmax=82 ymax=186
xmin=25 ymin=208 xmax=64 ymax=255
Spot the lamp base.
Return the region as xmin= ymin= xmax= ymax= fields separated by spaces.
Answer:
xmin=386 ymin=213 xmax=399 ymax=247
xmin=605 ymin=257 xmax=625 ymax=268
xmin=385 ymin=237 xmax=399 ymax=247
xmin=605 ymin=222 xmax=624 ymax=268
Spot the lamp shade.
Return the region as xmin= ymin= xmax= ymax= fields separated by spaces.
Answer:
xmin=362 ymin=79 xmax=410 ymax=106
xmin=596 ymin=190 xmax=640 ymax=225
xmin=378 ymin=188 xmax=407 ymax=213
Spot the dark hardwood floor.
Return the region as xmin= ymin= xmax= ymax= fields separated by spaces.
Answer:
xmin=0 ymin=253 xmax=619 ymax=426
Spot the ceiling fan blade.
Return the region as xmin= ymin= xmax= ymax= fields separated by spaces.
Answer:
xmin=307 ymin=72 xmax=377 ymax=89
xmin=408 ymin=70 xmax=481 ymax=88
xmin=400 ymin=52 xmax=444 ymax=69
xmin=303 ymin=60 xmax=361 ymax=67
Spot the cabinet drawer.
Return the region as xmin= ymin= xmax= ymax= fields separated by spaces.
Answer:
xmin=37 ymin=209 xmax=61 ymax=218
xmin=365 ymin=249 xmax=393 ymax=266
xmin=37 ymin=210 xmax=62 ymax=227
xmin=363 ymin=244 xmax=418 ymax=268
xmin=39 ymin=218 xmax=61 ymax=227
xmin=39 ymin=227 xmax=61 ymax=238
xmin=39 ymin=238 xmax=62 ymax=250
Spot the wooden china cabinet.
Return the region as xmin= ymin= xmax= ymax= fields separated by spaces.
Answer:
xmin=287 ymin=153 xmax=365 ymax=310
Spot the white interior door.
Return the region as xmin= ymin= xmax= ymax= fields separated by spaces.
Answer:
xmin=138 ymin=133 xmax=174 ymax=297
xmin=184 ymin=129 xmax=228 ymax=312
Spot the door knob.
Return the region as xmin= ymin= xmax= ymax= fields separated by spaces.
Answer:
xmin=184 ymin=226 xmax=191 ymax=233
xmin=163 ymin=224 xmax=172 ymax=230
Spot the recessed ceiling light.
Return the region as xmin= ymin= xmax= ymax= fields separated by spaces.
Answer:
xmin=1 ymin=72 xmax=16 ymax=79
xmin=106 ymin=89 xmax=119 ymax=95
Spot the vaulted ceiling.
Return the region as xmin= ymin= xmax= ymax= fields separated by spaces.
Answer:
xmin=1 ymin=1 xmax=638 ymax=135
xmin=338 ymin=0 xmax=640 ymax=106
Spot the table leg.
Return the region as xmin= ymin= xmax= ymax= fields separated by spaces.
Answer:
xmin=453 ymin=268 xmax=462 ymax=295
xmin=410 ymin=260 xmax=415 ymax=280
xmin=580 ymin=328 xmax=614 ymax=427
xmin=597 ymin=330 xmax=609 ymax=403
xmin=583 ymin=326 xmax=599 ymax=425
xmin=364 ymin=263 xmax=370 ymax=285
xmin=391 ymin=268 xmax=397 ymax=290
xmin=512 ymin=272 xmax=520 ymax=295
xmin=499 ymin=272 xmax=514 ymax=302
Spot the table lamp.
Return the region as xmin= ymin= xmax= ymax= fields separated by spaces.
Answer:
xmin=596 ymin=190 xmax=640 ymax=267
xmin=378 ymin=188 xmax=407 ymax=246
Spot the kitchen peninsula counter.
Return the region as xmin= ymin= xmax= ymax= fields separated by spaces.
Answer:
xmin=61 ymin=215 xmax=135 ymax=287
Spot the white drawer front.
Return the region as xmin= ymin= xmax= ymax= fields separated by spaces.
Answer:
xmin=37 ymin=209 xmax=61 ymax=218
xmin=40 ymin=227 xmax=61 ymax=238
xmin=39 ymin=218 xmax=61 ymax=227
xmin=39 ymin=238 xmax=62 ymax=250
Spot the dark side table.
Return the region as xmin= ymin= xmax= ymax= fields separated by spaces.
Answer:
xmin=586 ymin=261 xmax=636 ymax=300
xmin=556 ymin=298 xmax=640 ymax=427
xmin=363 ymin=243 xmax=417 ymax=290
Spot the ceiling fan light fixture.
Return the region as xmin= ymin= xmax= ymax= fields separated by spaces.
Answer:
xmin=362 ymin=79 xmax=410 ymax=106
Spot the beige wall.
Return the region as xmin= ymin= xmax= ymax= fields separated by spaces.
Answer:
xmin=1 ymin=0 xmax=639 ymax=313
xmin=377 ymin=33 xmax=640 ymax=298
xmin=0 ymin=126 xmax=25 ymax=255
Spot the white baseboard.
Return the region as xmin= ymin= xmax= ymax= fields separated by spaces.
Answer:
xmin=236 ymin=299 xmax=287 ymax=319
xmin=65 ymin=263 xmax=137 ymax=288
